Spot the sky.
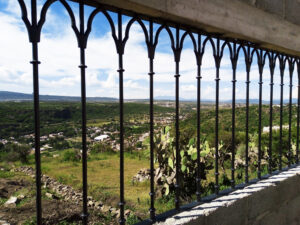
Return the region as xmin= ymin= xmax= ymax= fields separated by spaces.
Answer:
xmin=0 ymin=0 xmax=298 ymax=100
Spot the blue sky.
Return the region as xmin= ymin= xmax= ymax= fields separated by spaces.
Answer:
xmin=0 ymin=0 xmax=298 ymax=100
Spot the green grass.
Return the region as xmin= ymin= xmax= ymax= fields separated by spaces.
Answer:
xmin=0 ymin=169 xmax=14 ymax=178
xmin=0 ymin=197 xmax=7 ymax=205
xmin=87 ymin=119 xmax=111 ymax=127
xmin=21 ymin=148 xmax=178 ymax=218
xmin=27 ymin=149 xmax=154 ymax=217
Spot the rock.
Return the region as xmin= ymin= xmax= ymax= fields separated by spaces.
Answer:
xmin=45 ymin=193 xmax=53 ymax=199
xmin=4 ymin=196 xmax=18 ymax=208
xmin=95 ymin=201 xmax=103 ymax=207
xmin=88 ymin=200 xmax=94 ymax=207
xmin=101 ymin=205 xmax=111 ymax=213
xmin=17 ymin=194 xmax=25 ymax=200
xmin=132 ymin=168 xmax=151 ymax=183
xmin=116 ymin=209 xmax=121 ymax=218
xmin=110 ymin=208 xmax=117 ymax=217
xmin=125 ymin=209 xmax=131 ymax=217
xmin=0 ymin=220 xmax=10 ymax=225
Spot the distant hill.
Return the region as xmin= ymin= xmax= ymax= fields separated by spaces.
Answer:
xmin=0 ymin=91 xmax=117 ymax=102
xmin=0 ymin=91 xmax=297 ymax=104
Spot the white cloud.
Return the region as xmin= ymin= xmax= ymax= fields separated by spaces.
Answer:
xmin=1 ymin=2 xmax=292 ymax=101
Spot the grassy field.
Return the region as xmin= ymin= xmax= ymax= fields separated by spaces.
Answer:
xmin=14 ymin=149 xmax=175 ymax=219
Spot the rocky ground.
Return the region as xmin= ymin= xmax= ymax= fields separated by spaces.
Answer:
xmin=0 ymin=166 xmax=134 ymax=225
xmin=0 ymin=176 xmax=86 ymax=225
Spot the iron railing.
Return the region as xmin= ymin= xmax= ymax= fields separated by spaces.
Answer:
xmin=16 ymin=0 xmax=300 ymax=224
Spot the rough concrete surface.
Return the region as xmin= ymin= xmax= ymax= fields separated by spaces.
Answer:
xmin=155 ymin=165 xmax=300 ymax=225
xmin=82 ymin=0 xmax=300 ymax=56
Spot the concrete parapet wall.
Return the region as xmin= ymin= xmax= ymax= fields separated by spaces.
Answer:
xmin=84 ymin=0 xmax=300 ymax=56
xmin=240 ymin=0 xmax=300 ymax=26
xmin=155 ymin=165 xmax=300 ymax=225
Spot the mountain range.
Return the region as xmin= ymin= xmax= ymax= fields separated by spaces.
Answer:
xmin=0 ymin=91 xmax=297 ymax=104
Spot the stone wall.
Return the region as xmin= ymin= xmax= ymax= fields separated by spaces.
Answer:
xmin=14 ymin=166 xmax=133 ymax=220
xmin=155 ymin=165 xmax=300 ymax=225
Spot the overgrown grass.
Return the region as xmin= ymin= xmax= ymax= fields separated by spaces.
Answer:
xmin=26 ymin=149 xmax=153 ymax=218
xmin=0 ymin=169 xmax=14 ymax=179
xmin=0 ymin=197 xmax=7 ymax=205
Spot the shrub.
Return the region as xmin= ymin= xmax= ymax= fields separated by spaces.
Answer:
xmin=62 ymin=149 xmax=81 ymax=162
xmin=0 ymin=143 xmax=31 ymax=163
xmin=90 ymin=142 xmax=113 ymax=154
xmin=49 ymin=137 xmax=70 ymax=150
xmin=126 ymin=214 xmax=141 ymax=225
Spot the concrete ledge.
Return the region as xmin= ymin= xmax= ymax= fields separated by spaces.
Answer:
xmin=80 ymin=0 xmax=300 ymax=56
xmin=155 ymin=165 xmax=300 ymax=225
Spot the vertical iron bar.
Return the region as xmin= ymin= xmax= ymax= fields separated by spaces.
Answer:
xmin=117 ymin=12 xmax=125 ymax=225
xmin=79 ymin=2 xmax=88 ymax=224
xmin=174 ymin=27 xmax=181 ymax=211
xmin=214 ymin=38 xmax=221 ymax=194
xmin=148 ymin=20 xmax=156 ymax=221
xmin=279 ymin=61 xmax=285 ymax=170
xmin=288 ymin=62 xmax=293 ymax=167
xmin=231 ymin=43 xmax=237 ymax=188
xmin=196 ymin=34 xmax=202 ymax=202
xmin=30 ymin=0 xmax=42 ymax=223
xmin=245 ymin=46 xmax=251 ymax=184
xmin=269 ymin=56 xmax=275 ymax=174
xmin=297 ymin=63 xmax=300 ymax=164
xmin=257 ymin=51 xmax=263 ymax=178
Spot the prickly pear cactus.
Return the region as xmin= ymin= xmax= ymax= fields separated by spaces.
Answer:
xmin=152 ymin=126 xmax=215 ymax=198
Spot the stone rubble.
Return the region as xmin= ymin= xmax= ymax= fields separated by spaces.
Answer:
xmin=14 ymin=166 xmax=132 ymax=220
xmin=132 ymin=168 xmax=151 ymax=183
xmin=4 ymin=197 xmax=18 ymax=208
xmin=0 ymin=220 xmax=10 ymax=225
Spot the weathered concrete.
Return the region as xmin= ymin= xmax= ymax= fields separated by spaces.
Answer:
xmin=80 ymin=0 xmax=300 ymax=56
xmin=154 ymin=165 xmax=300 ymax=225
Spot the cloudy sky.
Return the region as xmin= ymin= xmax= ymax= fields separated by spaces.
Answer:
xmin=0 ymin=0 xmax=298 ymax=100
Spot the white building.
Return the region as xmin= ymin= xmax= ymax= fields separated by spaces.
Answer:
xmin=94 ymin=134 xmax=109 ymax=142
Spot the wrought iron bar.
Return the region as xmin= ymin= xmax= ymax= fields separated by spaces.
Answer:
xmin=78 ymin=2 xmax=88 ymax=224
xmin=196 ymin=33 xmax=203 ymax=201
xmin=288 ymin=58 xmax=294 ymax=167
xmin=231 ymin=42 xmax=237 ymax=188
xmin=257 ymin=49 xmax=264 ymax=179
xmin=174 ymin=26 xmax=182 ymax=210
xmin=31 ymin=0 xmax=42 ymax=222
xmin=31 ymin=36 xmax=42 ymax=225
xmin=18 ymin=0 xmax=43 ymax=223
xmin=245 ymin=45 xmax=251 ymax=183
xmin=148 ymin=20 xmax=156 ymax=221
xmin=279 ymin=57 xmax=285 ymax=170
xmin=268 ymin=53 xmax=275 ymax=175
xmin=116 ymin=12 xmax=126 ymax=225
xmin=214 ymin=38 xmax=221 ymax=194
